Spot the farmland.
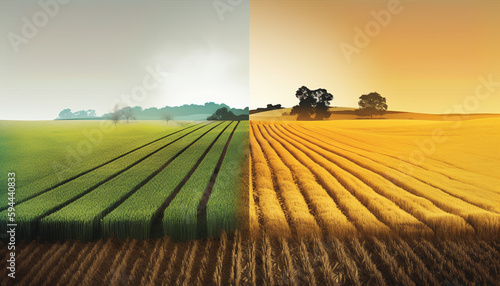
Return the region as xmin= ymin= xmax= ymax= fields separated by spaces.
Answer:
xmin=1 ymin=117 xmax=500 ymax=284
xmin=0 ymin=120 xmax=249 ymax=241
xmin=249 ymin=118 xmax=500 ymax=239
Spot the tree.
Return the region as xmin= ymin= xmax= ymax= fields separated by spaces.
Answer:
xmin=290 ymin=86 xmax=333 ymax=120
xmin=161 ymin=113 xmax=174 ymax=123
xmin=109 ymin=104 xmax=122 ymax=125
xmin=121 ymin=106 xmax=135 ymax=123
xmin=58 ymin=108 xmax=74 ymax=119
xmin=265 ymin=104 xmax=282 ymax=110
xmin=356 ymin=92 xmax=388 ymax=119
xmin=207 ymin=107 xmax=236 ymax=120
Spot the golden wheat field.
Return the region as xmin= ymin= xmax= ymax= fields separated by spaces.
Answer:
xmin=249 ymin=117 xmax=500 ymax=240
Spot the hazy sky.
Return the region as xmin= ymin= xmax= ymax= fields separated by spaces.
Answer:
xmin=0 ymin=0 xmax=249 ymax=120
xmin=250 ymin=0 xmax=500 ymax=113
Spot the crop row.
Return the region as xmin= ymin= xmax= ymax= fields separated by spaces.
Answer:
xmin=255 ymin=124 xmax=357 ymax=238
xmin=249 ymin=125 xmax=291 ymax=238
xmin=41 ymin=122 xmax=228 ymax=240
xmin=0 ymin=123 xmax=198 ymax=211
xmin=206 ymin=121 xmax=249 ymax=237
xmin=160 ymin=121 xmax=236 ymax=241
xmin=285 ymin=123 xmax=500 ymax=238
xmin=292 ymin=124 xmax=500 ymax=212
xmin=0 ymin=122 xmax=214 ymax=238
xmin=100 ymin=121 xmax=233 ymax=240
xmin=252 ymin=124 xmax=323 ymax=238
xmin=249 ymin=121 xmax=500 ymax=239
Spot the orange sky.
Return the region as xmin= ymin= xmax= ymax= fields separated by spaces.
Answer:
xmin=250 ymin=0 xmax=500 ymax=114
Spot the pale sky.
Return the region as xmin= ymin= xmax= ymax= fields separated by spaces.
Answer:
xmin=0 ymin=0 xmax=249 ymax=120
xmin=250 ymin=0 xmax=500 ymax=114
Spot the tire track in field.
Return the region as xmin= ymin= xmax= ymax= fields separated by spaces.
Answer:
xmin=16 ymin=123 xmax=220 ymax=238
xmin=195 ymin=122 xmax=240 ymax=237
xmin=0 ymin=123 xmax=202 ymax=212
xmin=281 ymin=124 xmax=500 ymax=236
xmin=151 ymin=121 xmax=236 ymax=225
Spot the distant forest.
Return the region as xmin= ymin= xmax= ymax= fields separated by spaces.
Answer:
xmin=56 ymin=102 xmax=249 ymax=121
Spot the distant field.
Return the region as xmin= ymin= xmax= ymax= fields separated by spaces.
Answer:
xmin=249 ymin=118 xmax=500 ymax=239
xmin=250 ymin=107 xmax=500 ymax=121
xmin=0 ymin=120 xmax=248 ymax=241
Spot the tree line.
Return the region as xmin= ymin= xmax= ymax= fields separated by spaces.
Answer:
xmin=56 ymin=102 xmax=249 ymax=122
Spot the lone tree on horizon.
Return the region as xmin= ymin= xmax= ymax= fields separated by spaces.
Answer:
xmin=109 ymin=104 xmax=122 ymax=125
xmin=122 ymin=106 xmax=136 ymax=123
xmin=290 ymin=86 xmax=333 ymax=120
xmin=356 ymin=92 xmax=388 ymax=119
xmin=161 ymin=113 xmax=174 ymax=123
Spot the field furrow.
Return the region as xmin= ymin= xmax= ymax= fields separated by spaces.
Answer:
xmin=206 ymin=122 xmax=249 ymax=236
xmin=256 ymin=124 xmax=356 ymax=238
xmin=252 ymin=124 xmax=321 ymax=238
xmin=0 ymin=123 xmax=212 ymax=238
xmin=309 ymin=124 xmax=500 ymax=193
xmin=92 ymin=121 xmax=231 ymax=240
xmin=313 ymin=120 xmax=500 ymax=179
xmin=252 ymin=123 xmax=391 ymax=237
xmin=248 ymin=156 xmax=260 ymax=237
xmin=249 ymin=126 xmax=291 ymax=238
xmin=0 ymin=123 xmax=200 ymax=211
xmin=295 ymin=124 xmax=500 ymax=209
xmin=280 ymin=123 xmax=500 ymax=237
xmin=275 ymin=124 xmax=473 ymax=237
xmin=162 ymin=121 xmax=236 ymax=241
xmin=101 ymin=121 xmax=240 ymax=240
xmin=266 ymin=124 xmax=434 ymax=238
xmin=36 ymin=122 xmax=225 ymax=240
